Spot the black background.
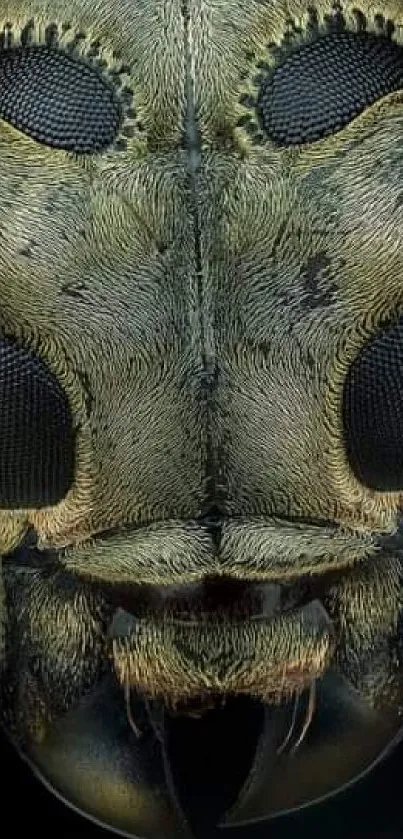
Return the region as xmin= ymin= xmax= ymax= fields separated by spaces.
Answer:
xmin=2 ymin=725 xmax=403 ymax=839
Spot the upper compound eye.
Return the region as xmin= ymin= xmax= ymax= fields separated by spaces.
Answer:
xmin=342 ymin=319 xmax=403 ymax=491
xmin=257 ymin=31 xmax=403 ymax=145
xmin=0 ymin=44 xmax=123 ymax=153
xmin=0 ymin=338 xmax=75 ymax=508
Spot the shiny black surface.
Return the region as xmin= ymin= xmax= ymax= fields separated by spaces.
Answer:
xmin=2 ymin=714 xmax=403 ymax=838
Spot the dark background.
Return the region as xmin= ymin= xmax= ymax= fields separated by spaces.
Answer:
xmin=2 ymin=726 xmax=403 ymax=839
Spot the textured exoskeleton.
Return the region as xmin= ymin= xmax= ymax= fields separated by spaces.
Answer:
xmin=1 ymin=1 xmax=403 ymax=836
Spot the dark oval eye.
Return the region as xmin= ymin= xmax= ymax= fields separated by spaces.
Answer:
xmin=258 ymin=32 xmax=403 ymax=145
xmin=0 ymin=338 xmax=75 ymax=508
xmin=0 ymin=45 xmax=122 ymax=152
xmin=342 ymin=319 xmax=403 ymax=491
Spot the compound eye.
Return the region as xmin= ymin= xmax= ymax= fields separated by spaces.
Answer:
xmin=258 ymin=31 xmax=403 ymax=145
xmin=342 ymin=319 xmax=403 ymax=491
xmin=0 ymin=45 xmax=122 ymax=152
xmin=0 ymin=338 xmax=75 ymax=508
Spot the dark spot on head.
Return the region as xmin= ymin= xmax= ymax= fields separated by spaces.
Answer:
xmin=61 ymin=281 xmax=87 ymax=300
xmin=299 ymin=251 xmax=335 ymax=309
xmin=18 ymin=245 xmax=33 ymax=258
xmin=17 ymin=239 xmax=38 ymax=258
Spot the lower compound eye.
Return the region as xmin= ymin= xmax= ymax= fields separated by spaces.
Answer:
xmin=0 ymin=337 xmax=75 ymax=507
xmin=342 ymin=318 xmax=403 ymax=491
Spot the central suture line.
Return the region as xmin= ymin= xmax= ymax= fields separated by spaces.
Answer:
xmin=182 ymin=0 xmax=222 ymax=514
